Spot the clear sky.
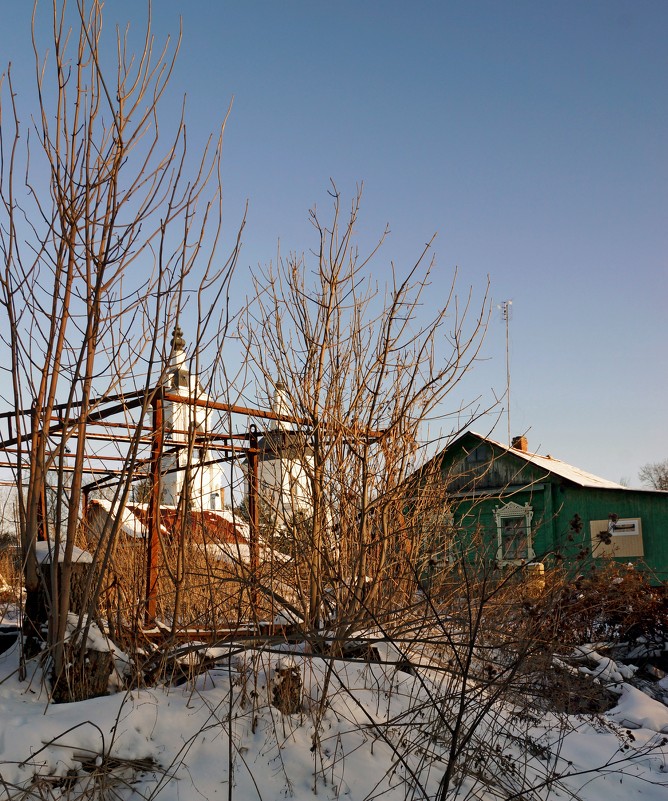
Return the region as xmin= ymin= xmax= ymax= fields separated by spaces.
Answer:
xmin=1 ymin=1 xmax=666 ymax=487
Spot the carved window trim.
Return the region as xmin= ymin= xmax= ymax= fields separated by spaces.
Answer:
xmin=494 ymin=501 xmax=535 ymax=565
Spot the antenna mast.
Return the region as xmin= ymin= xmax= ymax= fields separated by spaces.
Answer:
xmin=499 ymin=300 xmax=512 ymax=445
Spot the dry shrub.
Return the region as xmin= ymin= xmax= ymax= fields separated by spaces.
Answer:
xmin=552 ymin=561 xmax=667 ymax=647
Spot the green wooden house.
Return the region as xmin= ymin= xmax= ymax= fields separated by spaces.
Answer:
xmin=422 ymin=430 xmax=668 ymax=582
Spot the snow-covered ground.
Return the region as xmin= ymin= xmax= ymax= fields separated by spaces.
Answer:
xmin=0 ymin=621 xmax=666 ymax=801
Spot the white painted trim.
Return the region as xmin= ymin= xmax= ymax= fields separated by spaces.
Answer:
xmin=494 ymin=501 xmax=535 ymax=565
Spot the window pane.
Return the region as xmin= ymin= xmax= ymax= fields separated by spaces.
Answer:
xmin=502 ymin=517 xmax=527 ymax=559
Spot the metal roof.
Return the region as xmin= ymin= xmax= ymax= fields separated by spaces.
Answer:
xmin=465 ymin=431 xmax=628 ymax=490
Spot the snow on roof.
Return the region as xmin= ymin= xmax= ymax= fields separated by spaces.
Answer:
xmin=87 ymin=500 xmax=287 ymax=565
xmin=88 ymin=500 xmax=253 ymax=543
xmin=467 ymin=431 xmax=627 ymax=490
xmin=88 ymin=498 xmax=157 ymax=539
xmin=125 ymin=505 xmax=249 ymax=545
xmin=35 ymin=540 xmax=93 ymax=564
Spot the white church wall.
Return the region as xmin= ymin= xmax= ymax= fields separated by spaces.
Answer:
xmin=256 ymin=454 xmax=314 ymax=522
xmin=160 ymin=328 xmax=224 ymax=511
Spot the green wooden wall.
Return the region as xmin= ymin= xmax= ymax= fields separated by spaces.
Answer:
xmin=436 ymin=434 xmax=668 ymax=582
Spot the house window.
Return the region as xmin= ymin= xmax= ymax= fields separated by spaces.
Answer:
xmin=437 ymin=512 xmax=458 ymax=563
xmin=494 ymin=502 xmax=535 ymax=564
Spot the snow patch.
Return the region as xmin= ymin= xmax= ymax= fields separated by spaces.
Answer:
xmin=35 ymin=541 xmax=93 ymax=564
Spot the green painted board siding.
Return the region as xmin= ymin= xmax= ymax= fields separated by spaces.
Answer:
xmin=432 ymin=432 xmax=668 ymax=582
xmin=552 ymin=485 xmax=668 ymax=582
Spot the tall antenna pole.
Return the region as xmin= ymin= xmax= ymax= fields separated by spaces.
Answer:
xmin=499 ymin=300 xmax=512 ymax=445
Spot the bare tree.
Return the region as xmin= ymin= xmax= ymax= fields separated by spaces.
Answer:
xmin=0 ymin=0 xmax=240 ymax=699
xmin=639 ymin=459 xmax=668 ymax=490
xmin=238 ymin=184 xmax=490 ymax=639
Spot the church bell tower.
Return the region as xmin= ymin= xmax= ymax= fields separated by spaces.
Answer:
xmin=160 ymin=326 xmax=223 ymax=511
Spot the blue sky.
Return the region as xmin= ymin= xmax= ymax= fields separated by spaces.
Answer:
xmin=1 ymin=1 xmax=666 ymax=486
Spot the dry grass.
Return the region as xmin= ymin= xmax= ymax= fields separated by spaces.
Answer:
xmin=0 ymin=545 xmax=22 ymax=605
xmin=96 ymin=536 xmax=300 ymax=635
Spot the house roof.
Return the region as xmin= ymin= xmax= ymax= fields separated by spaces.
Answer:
xmin=89 ymin=500 xmax=252 ymax=541
xmin=125 ymin=505 xmax=247 ymax=544
xmin=455 ymin=431 xmax=628 ymax=490
xmin=88 ymin=500 xmax=292 ymax=565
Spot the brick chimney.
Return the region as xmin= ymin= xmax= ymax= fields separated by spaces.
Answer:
xmin=511 ymin=435 xmax=528 ymax=452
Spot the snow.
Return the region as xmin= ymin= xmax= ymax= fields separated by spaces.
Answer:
xmin=273 ymin=607 xmax=304 ymax=625
xmin=609 ymin=685 xmax=668 ymax=732
xmin=89 ymin=498 xmax=156 ymax=539
xmin=0 ymin=632 xmax=666 ymax=800
xmin=467 ymin=431 xmax=628 ymax=489
xmin=571 ymin=644 xmax=640 ymax=685
xmin=34 ymin=540 xmax=93 ymax=564
xmin=201 ymin=541 xmax=290 ymax=565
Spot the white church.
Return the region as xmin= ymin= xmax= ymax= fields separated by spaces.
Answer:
xmin=158 ymin=327 xmax=314 ymax=524
xmin=250 ymin=382 xmax=314 ymax=526
xmin=160 ymin=326 xmax=224 ymax=511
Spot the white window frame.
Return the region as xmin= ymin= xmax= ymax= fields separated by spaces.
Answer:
xmin=440 ymin=512 xmax=458 ymax=563
xmin=494 ymin=501 xmax=535 ymax=565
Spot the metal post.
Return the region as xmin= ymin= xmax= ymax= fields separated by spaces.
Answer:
xmin=146 ymin=393 xmax=163 ymax=626
xmin=500 ymin=300 xmax=512 ymax=446
xmin=247 ymin=425 xmax=259 ymax=612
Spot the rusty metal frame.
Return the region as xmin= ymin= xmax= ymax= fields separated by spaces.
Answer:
xmin=0 ymin=386 xmax=384 ymax=632
xmin=0 ymin=389 xmax=299 ymax=628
